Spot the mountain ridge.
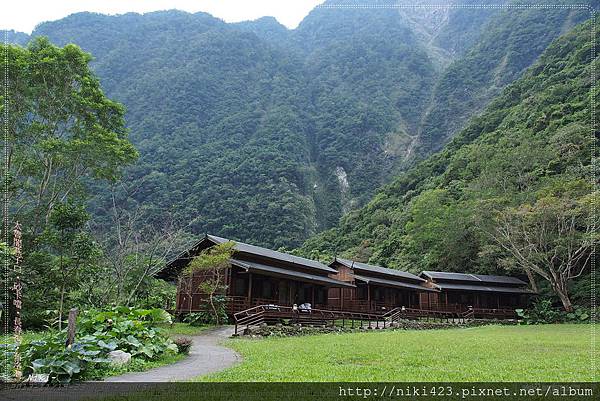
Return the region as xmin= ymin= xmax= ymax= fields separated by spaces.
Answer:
xmin=5 ymin=2 xmax=590 ymax=248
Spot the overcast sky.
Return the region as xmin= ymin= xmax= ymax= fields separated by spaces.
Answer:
xmin=2 ymin=0 xmax=326 ymax=33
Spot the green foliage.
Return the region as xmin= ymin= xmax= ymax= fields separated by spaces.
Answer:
xmin=18 ymin=4 xmax=585 ymax=249
xmin=17 ymin=332 xmax=112 ymax=384
xmin=516 ymin=299 xmax=590 ymax=325
xmin=2 ymin=307 xmax=178 ymax=384
xmin=2 ymin=37 xmax=137 ymax=327
xmin=76 ymin=307 xmax=177 ymax=359
xmin=299 ymin=19 xmax=596 ymax=301
xmin=416 ymin=4 xmax=588 ymax=158
xmin=133 ymin=279 xmax=177 ymax=310
xmin=182 ymin=313 xmax=208 ymax=327
xmin=185 ymin=242 xmax=236 ymax=276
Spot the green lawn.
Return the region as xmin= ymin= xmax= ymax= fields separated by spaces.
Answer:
xmin=102 ymin=352 xmax=186 ymax=378
xmin=161 ymin=323 xmax=213 ymax=337
xmin=198 ymin=324 xmax=593 ymax=382
xmin=0 ymin=330 xmax=46 ymax=345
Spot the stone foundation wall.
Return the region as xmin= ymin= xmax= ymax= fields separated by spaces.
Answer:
xmin=240 ymin=319 xmax=518 ymax=338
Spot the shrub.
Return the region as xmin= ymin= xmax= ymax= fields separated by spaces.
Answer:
xmin=182 ymin=311 xmax=211 ymax=326
xmin=76 ymin=307 xmax=177 ymax=359
xmin=5 ymin=307 xmax=177 ymax=384
xmin=173 ymin=337 xmax=193 ymax=354
xmin=182 ymin=296 xmax=228 ymax=326
xmin=516 ymin=299 xmax=590 ymax=324
xmin=18 ymin=333 xmax=112 ymax=384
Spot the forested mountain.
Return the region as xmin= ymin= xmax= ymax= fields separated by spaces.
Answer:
xmin=297 ymin=19 xmax=597 ymax=305
xmin=11 ymin=0 xmax=590 ymax=248
xmin=5 ymin=30 xmax=29 ymax=46
xmin=414 ymin=4 xmax=591 ymax=158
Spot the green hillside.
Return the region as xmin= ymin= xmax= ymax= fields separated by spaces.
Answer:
xmin=297 ymin=18 xmax=596 ymax=304
xmin=13 ymin=1 xmax=589 ymax=248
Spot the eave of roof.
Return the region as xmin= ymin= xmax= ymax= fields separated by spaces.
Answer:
xmin=230 ymin=259 xmax=355 ymax=288
xmin=353 ymin=275 xmax=438 ymax=292
xmin=432 ymin=282 xmax=536 ymax=294
xmin=421 ymin=271 xmax=527 ymax=286
xmin=334 ymin=258 xmax=424 ymax=282
xmin=209 ymin=235 xmax=336 ymax=273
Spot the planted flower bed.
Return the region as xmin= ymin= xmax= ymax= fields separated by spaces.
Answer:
xmin=1 ymin=307 xmax=182 ymax=384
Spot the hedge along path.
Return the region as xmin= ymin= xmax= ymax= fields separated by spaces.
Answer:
xmin=104 ymin=325 xmax=240 ymax=382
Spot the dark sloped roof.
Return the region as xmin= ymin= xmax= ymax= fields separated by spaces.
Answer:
xmin=334 ymin=258 xmax=424 ymax=282
xmin=353 ymin=275 xmax=437 ymax=292
xmin=230 ymin=259 xmax=354 ymax=288
xmin=432 ymin=282 xmax=536 ymax=294
xmin=421 ymin=271 xmax=527 ymax=286
xmin=208 ymin=235 xmax=336 ymax=273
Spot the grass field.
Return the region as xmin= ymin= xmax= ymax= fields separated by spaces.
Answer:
xmin=198 ymin=324 xmax=593 ymax=382
xmin=162 ymin=323 xmax=213 ymax=337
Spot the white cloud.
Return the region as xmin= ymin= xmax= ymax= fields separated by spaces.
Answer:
xmin=2 ymin=0 xmax=325 ymax=33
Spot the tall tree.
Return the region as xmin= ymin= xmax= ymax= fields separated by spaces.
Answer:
xmin=491 ymin=192 xmax=597 ymax=312
xmin=39 ymin=202 xmax=98 ymax=329
xmin=1 ymin=37 xmax=138 ymax=325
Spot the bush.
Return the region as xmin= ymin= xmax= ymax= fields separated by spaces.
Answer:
xmin=516 ymin=299 xmax=590 ymax=324
xmin=182 ymin=296 xmax=228 ymax=326
xmin=77 ymin=307 xmax=177 ymax=359
xmin=17 ymin=333 xmax=112 ymax=384
xmin=173 ymin=337 xmax=193 ymax=354
xmin=133 ymin=279 xmax=177 ymax=310
xmin=4 ymin=307 xmax=177 ymax=384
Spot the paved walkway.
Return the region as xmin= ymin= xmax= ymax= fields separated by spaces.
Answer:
xmin=0 ymin=326 xmax=241 ymax=400
xmin=104 ymin=325 xmax=240 ymax=382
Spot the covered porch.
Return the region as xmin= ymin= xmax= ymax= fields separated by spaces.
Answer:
xmin=328 ymin=274 xmax=433 ymax=313
xmin=176 ymin=258 xmax=354 ymax=315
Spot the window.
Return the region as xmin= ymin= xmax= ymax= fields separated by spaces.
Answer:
xmin=356 ymin=285 xmax=367 ymax=300
xmin=262 ymin=279 xmax=273 ymax=299
xmin=316 ymin=287 xmax=326 ymax=304
xmin=233 ymin=277 xmax=247 ymax=296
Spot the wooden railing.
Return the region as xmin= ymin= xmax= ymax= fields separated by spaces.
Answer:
xmin=233 ymin=304 xmax=520 ymax=335
xmin=470 ymin=307 xmax=517 ymax=319
xmin=385 ymin=307 xmax=471 ymax=323
xmin=233 ymin=304 xmax=389 ymax=335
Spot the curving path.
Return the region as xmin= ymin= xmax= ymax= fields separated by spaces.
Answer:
xmin=104 ymin=325 xmax=240 ymax=382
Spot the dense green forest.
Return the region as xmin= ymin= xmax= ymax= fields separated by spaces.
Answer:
xmin=297 ymin=19 xmax=598 ymax=310
xmin=11 ymin=0 xmax=588 ymax=248
xmin=2 ymin=2 xmax=596 ymax=325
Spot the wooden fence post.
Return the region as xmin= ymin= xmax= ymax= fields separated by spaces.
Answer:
xmin=66 ymin=308 xmax=78 ymax=347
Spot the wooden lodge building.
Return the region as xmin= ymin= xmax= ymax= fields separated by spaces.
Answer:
xmin=420 ymin=271 xmax=535 ymax=315
xmin=157 ymin=234 xmax=355 ymax=314
xmin=328 ymin=258 xmax=437 ymax=312
xmin=158 ymin=234 xmax=535 ymax=318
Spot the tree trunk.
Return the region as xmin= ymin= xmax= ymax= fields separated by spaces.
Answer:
xmin=209 ymin=293 xmax=219 ymax=325
xmin=58 ymin=284 xmax=65 ymax=331
xmin=555 ymin=288 xmax=573 ymax=312
xmin=552 ymin=278 xmax=573 ymax=312
xmin=524 ymin=268 xmax=538 ymax=293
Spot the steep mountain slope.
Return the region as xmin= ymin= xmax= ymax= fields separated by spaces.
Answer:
xmin=414 ymin=5 xmax=588 ymax=159
xmin=27 ymin=7 xmax=442 ymax=246
xmin=12 ymin=1 xmax=591 ymax=248
xmin=35 ymin=11 xmax=318 ymax=248
xmin=298 ymin=19 xmax=595 ymax=282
